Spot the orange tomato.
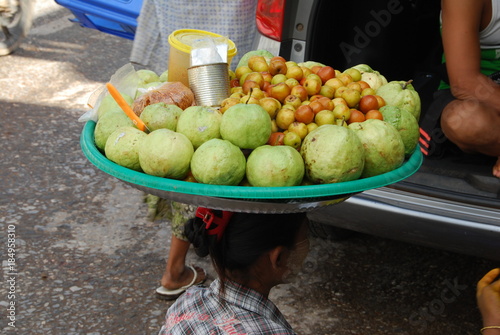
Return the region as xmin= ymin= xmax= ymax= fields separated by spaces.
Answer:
xmin=294 ymin=105 xmax=315 ymax=124
xmin=374 ymin=95 xmax=386 ymax=108
xmin=347 ymin=109 xmax=365 ymax=124
xmin=358 ymin=95 xmax=379 ymax=113
xmin=365 ymin=109 xmax=384 ymax=121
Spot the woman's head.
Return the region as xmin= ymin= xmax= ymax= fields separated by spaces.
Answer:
xmin=184 ymin=209 xmax=309 ymax=291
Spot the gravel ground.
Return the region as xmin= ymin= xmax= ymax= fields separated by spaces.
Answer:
xmin=0 ymin=1 xmax=497 ymax=334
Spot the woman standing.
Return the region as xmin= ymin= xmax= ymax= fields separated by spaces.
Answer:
xmin=130 ymin=0 xmax=259 ymax=299
xmin=130 ymin=0 xmax=258 ymax=74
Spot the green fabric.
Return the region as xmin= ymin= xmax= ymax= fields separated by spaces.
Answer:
xmin=479 ymin=48 xmax=500 ymax=74
xmin=145 ymin=195 xmax=195 ymax=241
xmin=439 ymin=48 xmax=500 ymax=90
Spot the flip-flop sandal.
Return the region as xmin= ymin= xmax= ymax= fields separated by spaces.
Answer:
xmin=155 ymin=265 xmax=207 ymax=300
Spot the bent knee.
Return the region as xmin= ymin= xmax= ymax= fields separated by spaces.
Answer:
xmin=441 ymin=101 xmax=482 ymax=146
xmin=441 ymin=100 xmax=499 ymax=150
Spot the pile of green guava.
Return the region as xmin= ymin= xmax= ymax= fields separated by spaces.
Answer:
xmin=93 ymin=64 xmax=414 ymax=188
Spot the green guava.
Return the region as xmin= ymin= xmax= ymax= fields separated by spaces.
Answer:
xmin=351 ymin=64 xmax=374 ymax=73
xmin=138 ymin=129 xmax=194 ymax=179
xmin=94 ymin=110 xmax=135 ymax=150
xmin=300 ymin=125 xmax=365 ymax=184
xmin=246 ymin=145 xmax=304 ymax=187
xmin=190 ymin=139 xmax=246 ymax=185
xmin=349 ymin=119 xmax=405 ymax=178
xmin=97 ymin=92 xmax=134 ymax=119
xmin=360 ymin=71 xmax=388 ymax=90
xmin=159 ymin=70 xmax=169 ymax=82
xmin=237 ymin=49 xmax=275 ymax=68
xmin=176 ymin=106 xmax=223 ymax=149
xmin=136 ymin=69 xmax=160 ymax=84
xmin=351 ymin=64 xmax=388 ymax=89
xmin=379 ymin=105 xmax=420 ymax=156
xmin=104 ymin=126 xmax=147 ymax=171
xmin=376 ymin=80 xmax=421 ymax=121
xmin=220 ymin=103 xmax=272 ymax=149
xmin=139 ymin=102 xmax=183 ymax=132
xmin=297 ymin=61 xmax=326 ymax=69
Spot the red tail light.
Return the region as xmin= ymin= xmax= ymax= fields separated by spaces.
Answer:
xmin=256 ymin=0 xmax=286 ymax=42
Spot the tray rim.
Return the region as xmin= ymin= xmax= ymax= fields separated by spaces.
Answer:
xmin=80 ymin=120 xmax=423 ymax=200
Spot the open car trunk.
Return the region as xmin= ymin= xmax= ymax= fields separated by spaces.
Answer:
xmin=263 ymin=0 xmax=500 ymax=259
xmin=279 ymin=0 xmax=500 ymax=209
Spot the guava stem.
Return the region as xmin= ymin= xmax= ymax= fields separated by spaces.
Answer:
xmin=402 ymin=79 xmax=414 ymax=89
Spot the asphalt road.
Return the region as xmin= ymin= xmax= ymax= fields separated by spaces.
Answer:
xmin=0 ymin=1 xmax=498 ymax=334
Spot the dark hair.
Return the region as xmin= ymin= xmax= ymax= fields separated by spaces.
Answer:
xmin=184 ymin=211 xmax=307 ymax=288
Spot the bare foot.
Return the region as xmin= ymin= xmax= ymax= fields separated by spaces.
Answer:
xmin=160 ymin=265 xmax=206 ymax=290
xmin=494 ymin=157 xmax=500 ymax=178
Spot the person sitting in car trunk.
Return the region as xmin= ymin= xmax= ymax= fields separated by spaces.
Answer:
xmin=422 ymin=0 xmax=500 ymax=177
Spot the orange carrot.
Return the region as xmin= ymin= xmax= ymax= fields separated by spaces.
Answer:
xmin=105 ymin=82 xmax=148 ymax=132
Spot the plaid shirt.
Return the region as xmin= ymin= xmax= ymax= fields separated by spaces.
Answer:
xmin=158 ymin=279 xmax=296 ymax=335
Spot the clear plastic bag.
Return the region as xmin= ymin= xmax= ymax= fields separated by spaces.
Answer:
xmin=131 ymin=82 xmax=196 ymax=115
xmin=78 ymin=63 xmax=141 ymax=122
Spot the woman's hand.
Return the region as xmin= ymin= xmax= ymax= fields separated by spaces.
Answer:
xmin=477 ymin=268 xmax=500 ymax=331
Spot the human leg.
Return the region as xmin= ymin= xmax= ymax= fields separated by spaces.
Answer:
xmin=159 ymin=234 xmax=206 ymax=290
xmin=156 ymin=201 xmax=206 ymax=299
xmin=441 ymin=99 xmax=500 ymax=177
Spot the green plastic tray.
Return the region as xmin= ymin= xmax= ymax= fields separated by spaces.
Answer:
xmin=80 ymin=121 xmax=423 ymax=212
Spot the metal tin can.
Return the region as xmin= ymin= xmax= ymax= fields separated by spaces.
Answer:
xmin=188 ymin=63 xmax=230 ymax=107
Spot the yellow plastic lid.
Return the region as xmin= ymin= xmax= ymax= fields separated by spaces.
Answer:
xmin=168 ymin=29 xmax=237 ymax=57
